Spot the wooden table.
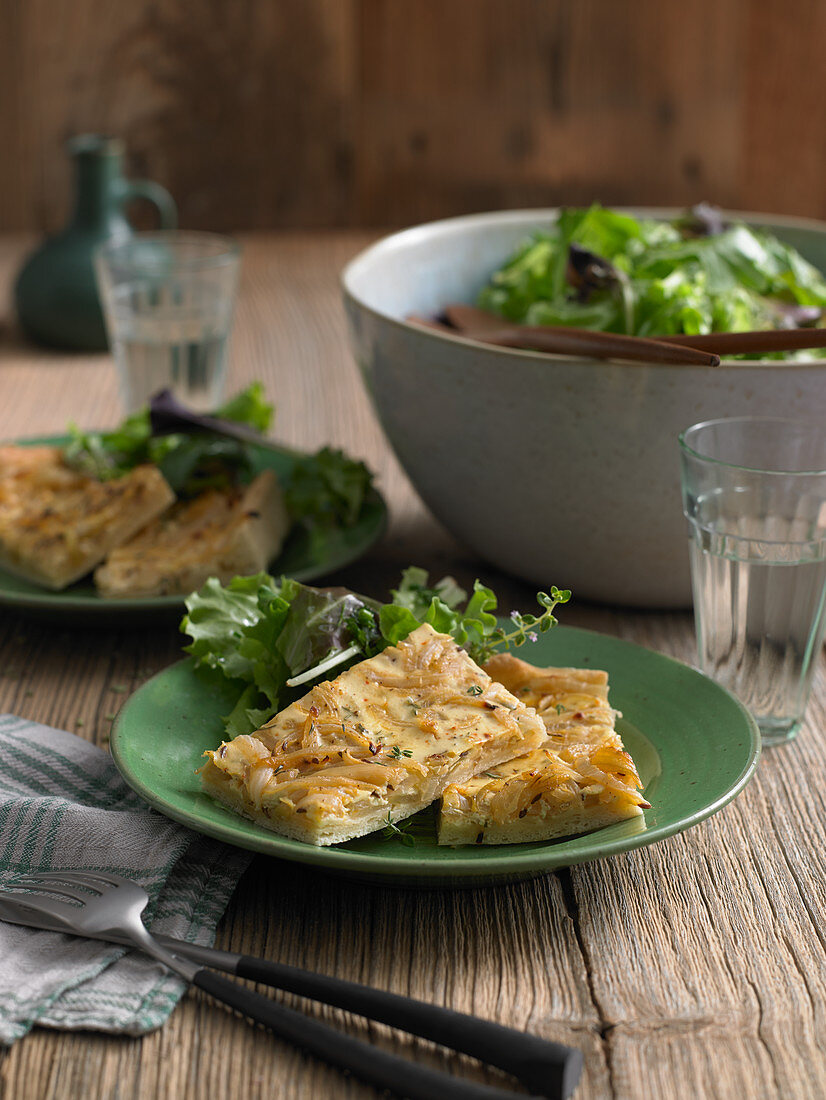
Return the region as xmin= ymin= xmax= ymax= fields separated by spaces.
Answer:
xmin=0 ymin=234 xmax=824 ymax=1100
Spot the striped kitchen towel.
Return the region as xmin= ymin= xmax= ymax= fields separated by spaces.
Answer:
xmin=0 ymin=714 xmax=252 ymax=1044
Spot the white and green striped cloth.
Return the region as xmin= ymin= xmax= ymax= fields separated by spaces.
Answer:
xmin=0 ymin=714 xmax=252 ymax=1045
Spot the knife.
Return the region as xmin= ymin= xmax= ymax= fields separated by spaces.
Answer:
xmin=0 ymin=899 xmax=583 ymax=1100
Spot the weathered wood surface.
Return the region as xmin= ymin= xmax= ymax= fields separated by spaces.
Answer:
xmin=0 ymin=234 xmax=825 ymax=1099
xmin=2 ymin=0 xmax=826 ymax=233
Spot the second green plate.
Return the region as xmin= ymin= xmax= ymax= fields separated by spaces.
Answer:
xmin=0 ymin=435 xmax=387 ymax=623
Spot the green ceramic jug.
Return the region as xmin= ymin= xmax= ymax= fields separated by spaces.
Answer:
xmin=14 ymin=134 xmax=176 ymax=351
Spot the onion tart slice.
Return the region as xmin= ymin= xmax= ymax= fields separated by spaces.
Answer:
xmin=200 ymin=624 xmax=547 ymax=846
xmin=94 ymin=470 xmax=288 ymax=598
xmin=438 ymin=653 xmax=649 ymax=846
xmin=0 ymin=445 xmax=174 ymax=590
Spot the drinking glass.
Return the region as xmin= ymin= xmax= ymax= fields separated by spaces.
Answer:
xmin=679 ymin=416 xmax=826 ymax=746
xmin=95 ymin=231 xmax=240 ymax=412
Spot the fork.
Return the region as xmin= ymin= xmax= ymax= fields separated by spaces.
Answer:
xmin=1 ymin=870 xmax=583 ymax=1100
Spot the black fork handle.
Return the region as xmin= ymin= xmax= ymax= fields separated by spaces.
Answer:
xmin=229 ymin=953 xmax=581 ymax=1099
xmin=193 ymin=969 xmax=575 ymax=1100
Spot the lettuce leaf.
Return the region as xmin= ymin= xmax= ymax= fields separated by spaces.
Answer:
xmin=389 ymin=566 xmax=466 ymax=617
xmin=182 ymin=572 xmax=286 ymax=685
xmin=63 ymin=384 xmax=375 ymax=540
xmin=182 ymin=574 xmax=379 ymax=736
xmin=213 ymin=381 xmax=273 ymax=431
xmin=273 ymin=579 xmax=378 ymax=675
xmin=284 ymin=447 xmax=373 ymax=528
xmin=63 ymin=382 xmax=272 ymax=491
xmin=282 ymin=446 xmax=375 ymax=558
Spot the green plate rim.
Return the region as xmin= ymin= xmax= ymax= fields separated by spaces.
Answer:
xmin=110 ymin=625 xmax=761 ymax=882
xmin=0 ymin=434 xmax=388 ymax=615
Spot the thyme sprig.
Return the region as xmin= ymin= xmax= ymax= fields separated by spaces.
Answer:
xmin=468 ymin=586 xmax=571 ymax=664
xmin=381 ymin=811 xmax=417 ymax=846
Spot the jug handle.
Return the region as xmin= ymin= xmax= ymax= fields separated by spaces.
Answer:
xmin=118 ymin=179 xmax=177 ymax=229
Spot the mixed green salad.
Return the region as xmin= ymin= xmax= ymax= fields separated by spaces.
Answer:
xmin=477 ymin=203 xmax=826 ymax=355
xmin=62 ymin=382 xmax=374 ymax=557
xmin=180 ymin=566 xmax=570 ymax=738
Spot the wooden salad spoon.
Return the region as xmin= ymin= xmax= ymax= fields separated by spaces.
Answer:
xmin=406 ymin=309 xmax=721 ymax=367
xmin=413 ymin=303 xmax=826 ymax=363
xmin=657 ymin=328 xmax=826 ymax=356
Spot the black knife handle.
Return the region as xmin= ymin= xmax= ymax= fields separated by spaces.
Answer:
xmin=193 ymin=968 xmax=562 ymax=1100
xmin=232 ymin=954 xmax=582 ymax=1099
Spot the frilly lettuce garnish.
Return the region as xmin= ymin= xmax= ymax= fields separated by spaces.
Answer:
xmin=283 ymin=446 xmax=375 ymax=558
xmin=181 ymin=567 xmax=570 ymax=737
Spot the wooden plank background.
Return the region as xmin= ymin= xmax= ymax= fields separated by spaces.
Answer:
xmin=1 ymin=0 xmax=824 ymax=234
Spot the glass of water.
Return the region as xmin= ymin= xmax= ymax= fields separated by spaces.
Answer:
xmin=679 ymin=416 xmax=826 ymax=747
xmin=95 ymin=231 xmax=240 ymax=412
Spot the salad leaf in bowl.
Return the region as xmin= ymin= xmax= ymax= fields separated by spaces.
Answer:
xmin=477 ymin=203 xmax=826 ymax=354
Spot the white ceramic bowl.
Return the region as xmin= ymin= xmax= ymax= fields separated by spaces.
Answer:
xmin=342 ymin=209 xmax=826 ymax=608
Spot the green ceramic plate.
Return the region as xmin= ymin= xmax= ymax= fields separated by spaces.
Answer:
xmin=110 ymin=625 xmax=760 ymax=887
xmin=0 ymin=435 xmax=387 ymax=623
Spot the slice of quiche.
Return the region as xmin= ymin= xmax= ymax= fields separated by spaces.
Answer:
xmin=483 ymin=654 xmax=621 ymax=751
xmin=438 ymin=653 xmax=649 ymax=846
xmin=0 ymin=445 xmax=175 ymax=590
xmin=94 ymin=470 xmax=288 ymax=598
xmin=200 ymin=623 xmax=547 ymax=846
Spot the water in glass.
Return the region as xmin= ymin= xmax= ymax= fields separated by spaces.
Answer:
xmin=688 ymin=491 xmax=826 ymax=745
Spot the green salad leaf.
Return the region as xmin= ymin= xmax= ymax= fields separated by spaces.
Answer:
xmin=274 ymin=579 xmax=379 ymax=676
xmin=213 ymin=381 xmax=273 ymax=431
xmin=477 ymin=203 xmax=826 ymax=356
xmin=285 ymin=446 xmax=373 ymax=527
xmin=61 ymin=383 xmax=375 ymax=553
xmin=64 ymin=409 xmax=153 ymax=482
xmin=181 ymin=567 xmax=571 ymax=737
xmin=63 ymin=382 xmax=272 ymax=492
xmin=182 ymin=572 xmax=288 ymax=686
xmin=283 ymin=445 xmax=374 ymax=545
xmin=389 ymin=566 xmax=467 ymax=616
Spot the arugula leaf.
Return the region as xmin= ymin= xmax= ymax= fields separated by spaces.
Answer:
xmin=461 ymin=581 xmax=500 ymax=655
xmin=377 ymin=596 xmax=462 ymax=648
xmin=355 ymin=570 xmax=566 ymax=665
xmin=377 ymin=604 xmax=421 ymax=648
